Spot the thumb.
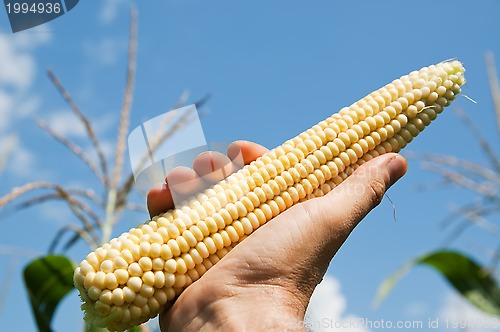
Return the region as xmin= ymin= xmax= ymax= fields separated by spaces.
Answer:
xmin=194 ymin=153 xmax=408 ymax=315
xmin=230 ymin=153 xmax=408 ymax=308
xmin=231 ymin=153 xmax=407 ymax=283
xmin=301 ymin=153 xmax=408 ymax=255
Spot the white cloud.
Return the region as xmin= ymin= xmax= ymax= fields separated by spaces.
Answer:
xmin=305 ymin=275 xmax=369 ymax=332
xmin=99 ymin=0 xmax=130 ymax=24
xmin=0 ymin=28 xmax=50 ymax=179
xmin=93 ymin=111 xmax=116 ymax=136
xmin=46 ymin=110 xmax=87 ymax=138
xmin=96 ymin=139 xmax=115 ymax=160
xmin=0 ymin=91 xmax=14 ymax=131
xmin=38 ymin=203 xmax=75 ymax=228
xmin=0 ymin=92 xmax=39 ymax=133
xmin=0 ymin=30 xmax=51 ymax=91
xmin=0 ymin=134 xmax=17 ymax=175
xmin=439 ymin=291 xmax=500 ymax=332
xmin=404 ymin=301 xmax=428 ymax=318
xmin=78 ymin=138 xmax=115 ymax=177
xmin=0 ymin=132 xmax=36 ymax=179
xmin=12 ymin=27 xmax=52 ymax=50
xmin=0 ymin=36 xmax=34 ymax=90
xmin=16 ymin=95 xmax=40 ymax=117
xmin=43 ymin=109 xmax=116 ymax=175
xmin=5 ymin=140 xmax=35 ymax=177
xmin=46 ymin=109 xmax=116 ymax=140
xmin=84 ymin=37 xmax=126 ymax=65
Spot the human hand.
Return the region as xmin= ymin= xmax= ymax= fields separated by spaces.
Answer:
xmin=147 ymin=140 xmax=407 ymax=331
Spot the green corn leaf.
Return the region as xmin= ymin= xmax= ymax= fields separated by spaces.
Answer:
xmin=23 ymin=255 xmax=76 ymax=332
xmin=374 ymin=250 xmax=500 ymax=316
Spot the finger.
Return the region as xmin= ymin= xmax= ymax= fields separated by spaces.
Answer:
xmin=192 ymin=141 xmax=269 ymax=183
xmin=227 ymin=140 xmax=269 ymax=165
xmin=166 ymin=166 xmax=204 ymax=196
xmin=192 ymin=151 xmax=236 ymax=183
xmin=147 ymin=184 xmax=173 ymax=218
xmin=147 ymin=167 xmax=204 ymax=217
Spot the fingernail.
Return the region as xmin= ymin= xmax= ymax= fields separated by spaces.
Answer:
xmin=387 ymin=155 xmax=408 ymax=185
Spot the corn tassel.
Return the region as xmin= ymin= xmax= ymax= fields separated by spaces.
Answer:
xmin=74 ymin=60 xmax=466 ymax=331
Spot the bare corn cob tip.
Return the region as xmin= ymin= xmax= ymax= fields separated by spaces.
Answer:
xmin=74 ymin=60 xmax=466 ymax=331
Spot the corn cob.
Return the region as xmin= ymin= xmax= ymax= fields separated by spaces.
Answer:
xmin=74 ymin=60 xmax=466 ymax=331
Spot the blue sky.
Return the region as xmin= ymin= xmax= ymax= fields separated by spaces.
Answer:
xmin=1 ymin=1 xmax=500 ymax=331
